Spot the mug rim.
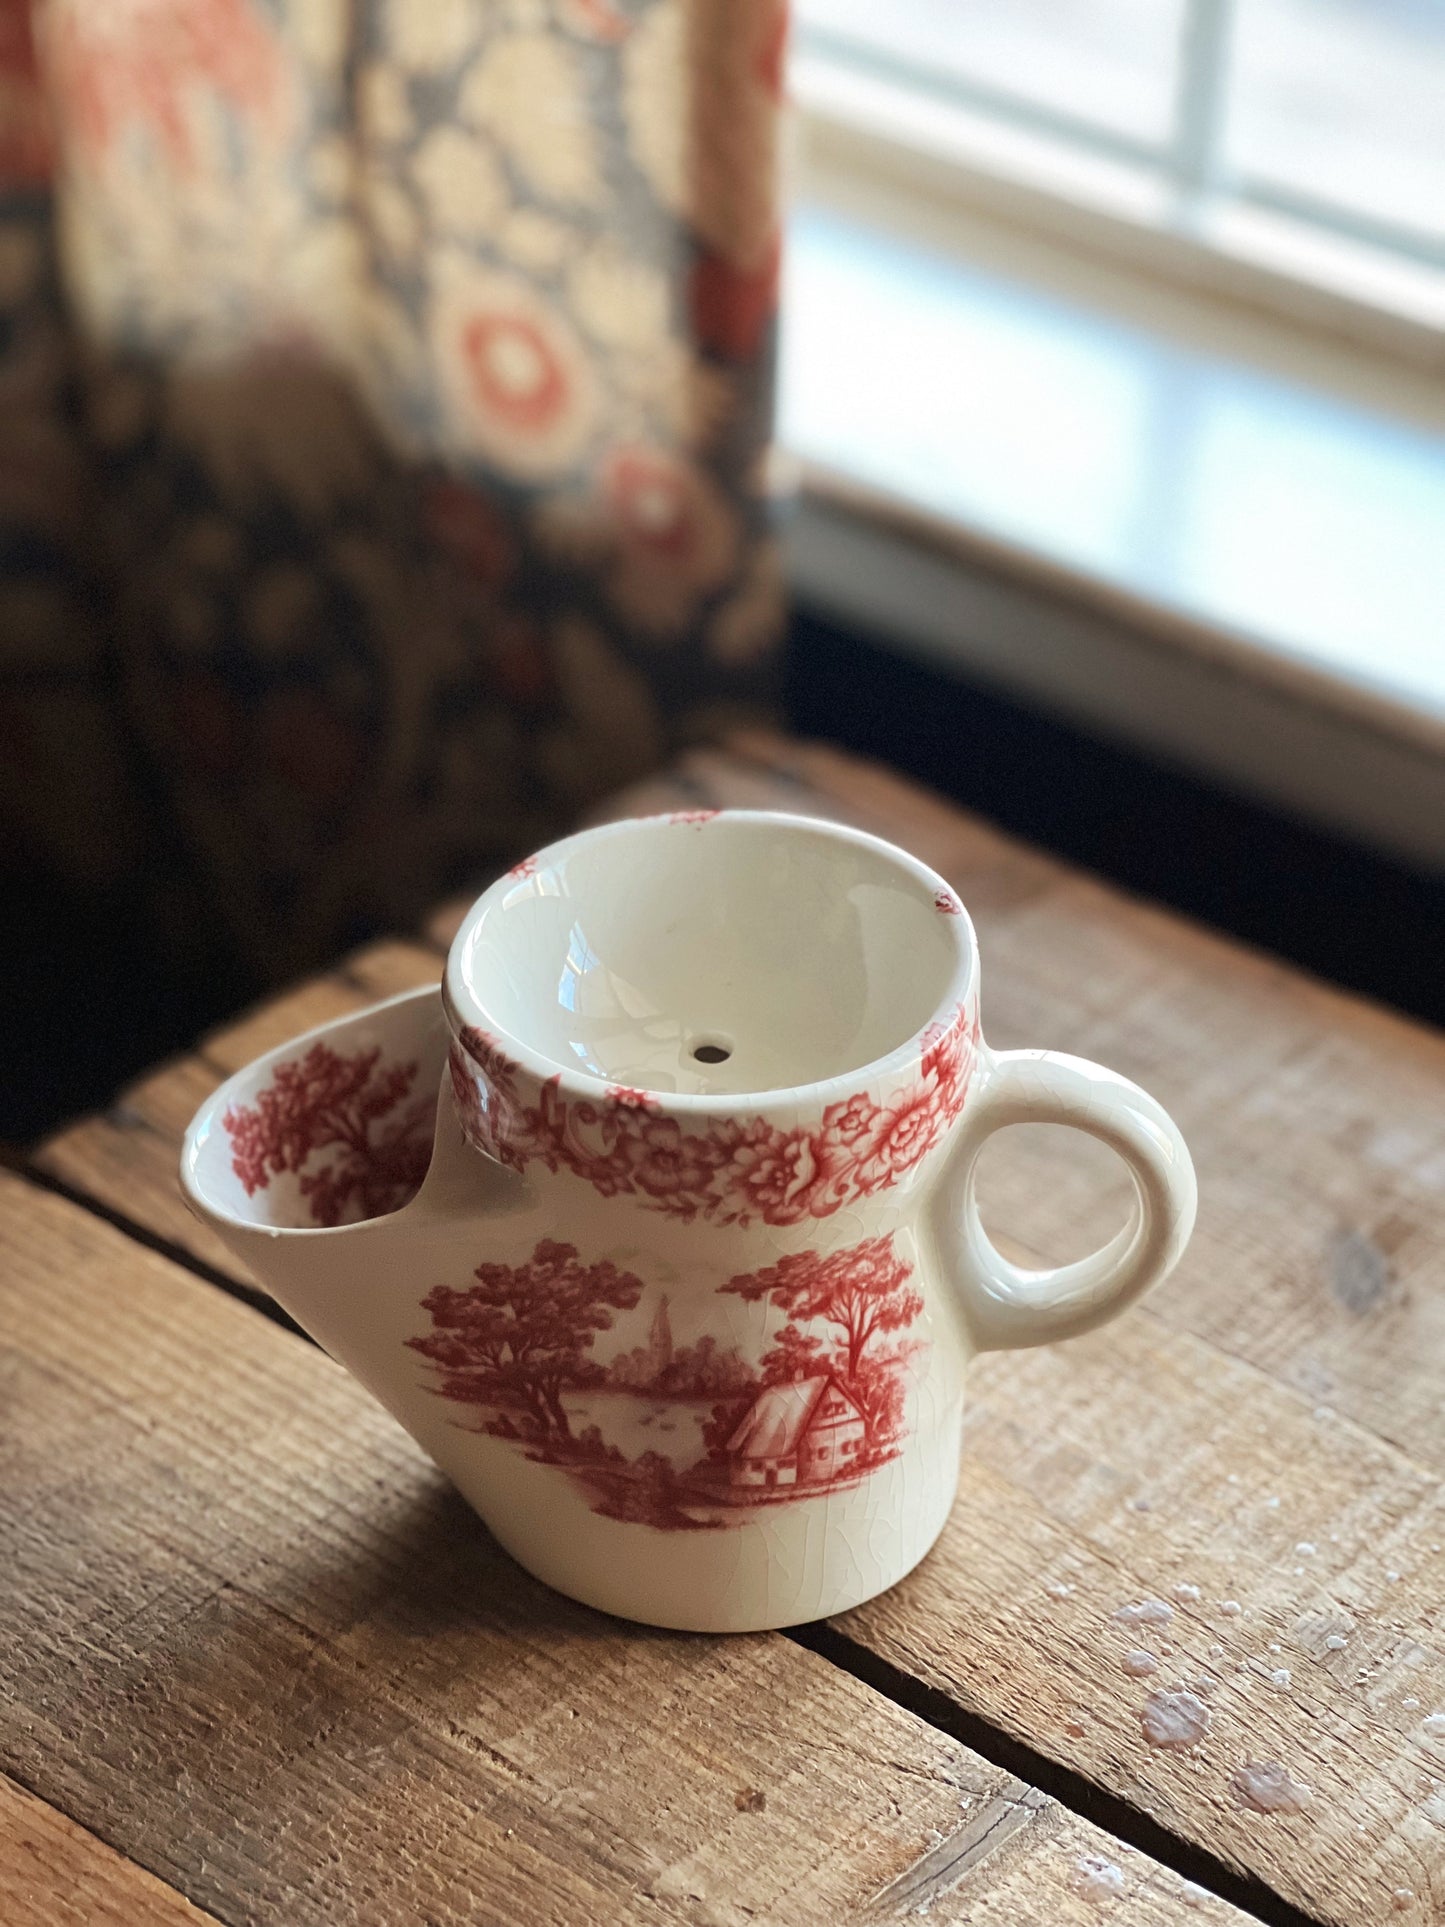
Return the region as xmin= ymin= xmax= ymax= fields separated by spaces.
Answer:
xmin=444 ymin=809 xmax=979 ymax=1118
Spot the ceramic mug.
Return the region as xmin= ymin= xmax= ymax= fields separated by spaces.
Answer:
xmin=182 ymin=810 xmax=1196 ymax=1631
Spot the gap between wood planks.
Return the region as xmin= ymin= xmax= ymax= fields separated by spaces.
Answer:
xmin=20 ymin=1164 xmax=305 ymax=1336
xmin=7 ymin=1152 xmax=1330 ymax=1927
xmin=790 ymin=1622 xmax=1321 ymax=1927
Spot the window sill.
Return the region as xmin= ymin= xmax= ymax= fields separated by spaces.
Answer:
xmin=778 ymin=153 xmax=1445 ymax=872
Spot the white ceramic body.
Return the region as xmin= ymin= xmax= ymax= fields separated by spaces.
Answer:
xmin=181 ymin=812 xmax=1197 ymax=1632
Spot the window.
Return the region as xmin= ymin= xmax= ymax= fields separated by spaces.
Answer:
xmin=794 ymin=0 xmax=1445 ymax=347
xmin=781 ymin=4 xmax=1445 ymax=870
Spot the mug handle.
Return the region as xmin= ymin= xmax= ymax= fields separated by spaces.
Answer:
xmin=930 ymin=1048 xmax=1197 ymax=1352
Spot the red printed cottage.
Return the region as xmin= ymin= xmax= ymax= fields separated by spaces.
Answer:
xmin=724 ymin=1374 xmax=867 ymax=1490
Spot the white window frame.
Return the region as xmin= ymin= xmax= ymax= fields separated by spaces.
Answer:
xmin=780 ymin=13 xmax=1445 ymax=870
xmin=793 ymin=2 xmax=1445 ymax=369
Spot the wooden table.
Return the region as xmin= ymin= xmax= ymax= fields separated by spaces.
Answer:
xmin=8 ymin=731 xmax=1444 ymax=1926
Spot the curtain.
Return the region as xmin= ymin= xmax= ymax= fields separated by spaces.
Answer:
xmin=1 ymin=0 xmax=786 ymax=983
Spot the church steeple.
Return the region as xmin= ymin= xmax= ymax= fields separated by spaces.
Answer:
xmin=649 ymin=1295 xmax=673 ymax=1372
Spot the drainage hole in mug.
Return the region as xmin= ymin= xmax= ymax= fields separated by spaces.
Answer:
xmin=690 ymin=1035 xmax=733 ymax=1066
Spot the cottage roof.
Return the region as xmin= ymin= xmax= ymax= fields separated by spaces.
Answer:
xmin=725 ymin=1374 xmax=862 ymax=1459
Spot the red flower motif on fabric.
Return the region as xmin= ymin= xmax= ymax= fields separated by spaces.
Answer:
xmin=462 ymin=312 xmax=568 ymax=435
xmin=225 ymin=1042 xmax=433 ymax=1226
xmin=607 ymin=447 xmax=697 ymax=559
xmin=754 ymin=2 xmax=790 ymax=101
xmin=0 ymin=0 xmax=51 ymax=184
xmin=691 ymin=232 xmax=782 ymax=361
xmin=448 ymin=1002 xmax=977 ymax=1226
xmin=47 ymin=0 xmax=288 ymax=174
xmin=559 ymin=0 xmax=632 ymax=41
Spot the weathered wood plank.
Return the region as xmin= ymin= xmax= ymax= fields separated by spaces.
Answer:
xmin=850 ymin=1318 xmax=1445 ymax=1926
xmin=0 ymin=1774 xmax=217 ymax=1926
xmin=199 ymin=950 xmax=402 ymax=1076
xmin=339 ymin=937 xmax=451 ymax=1005
xmin=0 ymin=1174 xmax=1235 ymax=1927
xmin=35 ymin=1054 xmax=237 ymax=1276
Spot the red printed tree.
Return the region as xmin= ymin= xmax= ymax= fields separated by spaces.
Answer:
xmin=223 ymin=1042 xmax=432 ymax=1227
xmin=722 ymin=1234 xmax=924 ymax=1445
xmin=759 ymin=1321 xmax=827 ymax=1385
xmin=725 ymin=1236 xmax=923 ymax=1380
xmin=408 ymin=1239 xmax=645 ymax=1441
xmin=850 ymin=1345 xmax=914 ymax=1447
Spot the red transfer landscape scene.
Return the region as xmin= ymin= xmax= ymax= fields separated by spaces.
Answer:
xmin=407 ymin=1231 xmax=929 ymax=1530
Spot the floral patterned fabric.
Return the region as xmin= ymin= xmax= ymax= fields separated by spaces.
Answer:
xmin=1 ymin=0 xmax=785 ymax=983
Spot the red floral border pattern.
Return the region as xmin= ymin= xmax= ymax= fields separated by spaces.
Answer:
xmin=448 ymin=1004 xmax=976 ymax=1226
xmin=46 ymin=0 xmax=289 ymax=176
